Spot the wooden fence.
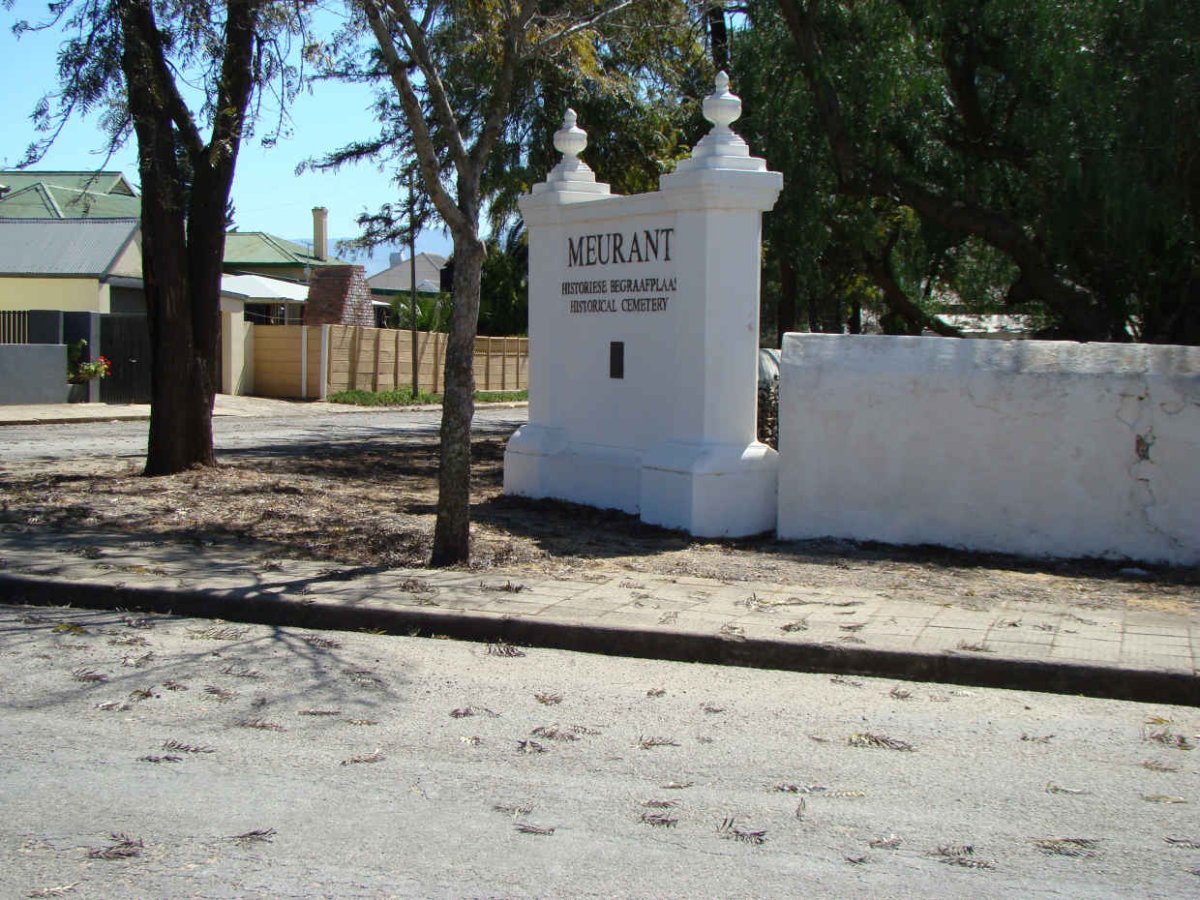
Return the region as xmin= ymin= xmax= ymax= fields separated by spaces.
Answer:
xmin=0 ymin=310 xmax=29 ymax=344
xmin=250 ymin=324 xmax=528 ymax=400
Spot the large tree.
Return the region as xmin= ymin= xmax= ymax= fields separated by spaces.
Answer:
xmin=332 ymin=0 xmax=702 ymax=565
xmin=733 ymin=0 xmax=1198 ymax=344
xmin=14 ymin=0 xmax=307 ymax=473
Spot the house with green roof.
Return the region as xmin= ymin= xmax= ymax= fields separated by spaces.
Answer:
xmin=0 ymin=170 xmax=141 ymax=220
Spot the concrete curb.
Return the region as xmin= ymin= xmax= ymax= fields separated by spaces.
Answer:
xmin=3 ymin=572 xmax=1196 ymax=708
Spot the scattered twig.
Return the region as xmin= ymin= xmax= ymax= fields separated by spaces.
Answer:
xmin=1141 ymin=759 xmax=1178 ymax=772
xmin=1142 ymin=794 xmax=1188 ymax=804
xmin=450 ymin=706 xmax=500 ymax=718
xmin=661 ymin=781 xmax=693 ymax=789
xmin=870 ymin=835 xmax=901 ymax=850
xmin=1144 ymin=728 xmax=1194 ymax=750
xmin=493 ymin=803 xmax=534 ymax=817
xmin=341 ymin=749 xmax=385 ymax=766
xmin=234 ymin=718 xmax=286 ymax=732
xmin=845 ymin=854 xmax=868 ymax=865
xmin=637 ymin=736 xmax=680 ymax=749
xmin=849 ymin=732 xmax=915 ymax=752
xmin=203 ymin=685 xmax=236 ymax=703
xmin=231 ymin=828 xmax=276 ymax=843
xmin=1045 ymin=783 xmax=1087 ymax=795
xmin=534 ymin=692 xmax=563 ymax=705
xmin=161 ymin=739 xmax=215 ymax=754
xmin=640 ymin=811 xmax=678 ymax=828
xmin=956 ymin=641 xmax=993 ymax=653
xmin=516 ymin=740 xmax=547 ymax=754
xmin=1165 ymin=837 xmax=1200 ymax=849
xmin=780 ymin=619 xmax=809 ymax=632
xmin=26 ymin=882 xmax=80 ymax=898
xmin=1034 ymin=838 xmax=1099 ymax=857
xmin=486 ymin=641 xmax=525 ymax=658
xmin=531 ymin=725 xmax=578 ymax=742
xmin=646 ymin=688 xmax=666 ymax=698
xmin=221 ymin=665 xmax=264 ymax=679
xmin=480 ymin=580 xmax=526 ymax=593
xmin=298 ymin=709 xmax=341 ymax=716
xmin=930 ymin=843 xmax=975 ymax=859
xmin=641 ymin=799 xmax=677 ymax=809
xmin=829 ymin=675 xmax=862 ymax=687
xmin=189 ymin=625 xmax=247 ymax=641
xmin=1021 ymin=733 xmax=1054 ymax=743
xmin=137 ymin=755 xmax=182 ymax=764
xmin=515 ymin=823 xmax=555 ymax=835
xmin=86 ymin=833 xmax=143 ymax=860
xmin=302 ymin=634 xmax=342 ymax=650
xmin=346 ymin=718 xmax=378 ymax=726
xmin=717 ymin=817 xmax=766 ymax=845
xmin=71 ymin=668 xmax=107 ymax=683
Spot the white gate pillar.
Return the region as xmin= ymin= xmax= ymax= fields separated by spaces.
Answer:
xmin=505 ymin=73 xmax=782 ymax=537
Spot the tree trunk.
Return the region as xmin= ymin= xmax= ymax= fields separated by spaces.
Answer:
xmin=121 ymin=3 xmax=214 ymax=476
xmin=121 ymin=0 xmax=259 ymax=476
xmin=707 ymin=4 xmax=729 ymax=72
xmin=431 ymin=232 xmax=486 ymax=567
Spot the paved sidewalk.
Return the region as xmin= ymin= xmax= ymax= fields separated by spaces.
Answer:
xmin=1 ymin=529 xmax=1195 ymax=706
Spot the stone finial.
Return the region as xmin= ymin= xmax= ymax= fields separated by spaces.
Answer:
xmin=702 ymin=72 xmax=741 ymax=132
xmin=668 ymin=70 xmax=765 ymax=175
xmin=553 ymin=108 xmax=588 ymax=161
xmin=530 ymin=107 xmax=610 ymax=197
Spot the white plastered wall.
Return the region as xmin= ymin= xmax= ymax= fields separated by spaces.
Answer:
xmin=777 ymin=334 xmax=1200 ymax=565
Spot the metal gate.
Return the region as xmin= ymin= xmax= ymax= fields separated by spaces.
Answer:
xmin=99 ymin=314 xmax=152 ymax=404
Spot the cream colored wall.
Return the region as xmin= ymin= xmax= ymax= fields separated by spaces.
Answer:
xmin=220 ymin=306 xmax=254 ymax=396
xmin=0 ymin=277 xmax=106 ymax=313
xmin=109 ymin=234 xmax=143 ymax=278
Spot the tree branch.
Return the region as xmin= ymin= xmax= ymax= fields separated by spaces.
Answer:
xmin=361 ymin=0 xmax=468 ymax=234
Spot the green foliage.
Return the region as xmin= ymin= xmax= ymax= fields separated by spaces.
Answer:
xmin=328 ymin=388 xmax=527 ymax=406
xmin=738 ymin=0 xmax=1199 ymax=343
xmin=478 ymin=238 xmax=528 ymax=335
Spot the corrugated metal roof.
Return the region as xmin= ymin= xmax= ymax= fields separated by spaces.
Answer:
xmin=220 ymin=272 xmax=310 ymax=302
xmin=0 ymin=170 xmax=138 ymax=197
xmin=0 ymin=218 xmax=139 ymax=276
xmin=223 ymin=232 xmax=348 ymax=268
xmin=368 ymin=252 xmax=446 ymax=292
xmin=0 ymin=183 xmax=142 ymax=219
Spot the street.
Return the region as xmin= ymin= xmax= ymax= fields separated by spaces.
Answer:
xmin=2 ymin=602 xmax=1197 ymax=898
xmin=0 ymin=406 xmax=528 ymax=464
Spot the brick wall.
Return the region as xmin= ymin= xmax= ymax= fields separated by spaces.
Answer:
xmin=306 ymin=265 xmax=374 ymax=327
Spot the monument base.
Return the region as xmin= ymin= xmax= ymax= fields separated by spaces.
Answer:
xmin=504 ymin=426 xmax=778 ymax=537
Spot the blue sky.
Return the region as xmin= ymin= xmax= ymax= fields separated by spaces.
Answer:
xmin=0 ymin=1 xmax=452 ymax=273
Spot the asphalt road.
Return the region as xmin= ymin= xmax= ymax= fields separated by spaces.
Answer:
xmin=0 ymin=406 xmax=528 ymax=464
xmin=2 ymin=602 xmax=1198 ymax=898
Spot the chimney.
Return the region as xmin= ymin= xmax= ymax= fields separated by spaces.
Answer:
xmin=312 ymin=206 xmax=328 ymax=261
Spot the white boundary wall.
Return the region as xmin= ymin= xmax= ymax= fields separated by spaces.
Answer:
xmin=777 ymin=334 xmax=1200 ymax=565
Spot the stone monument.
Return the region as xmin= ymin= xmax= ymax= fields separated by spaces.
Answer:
xmin=504 ymin=73 xmax=782 ymax=536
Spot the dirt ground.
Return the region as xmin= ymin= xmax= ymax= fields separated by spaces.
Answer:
xmin=1 ymin=433 xmax=1197 ymax=617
